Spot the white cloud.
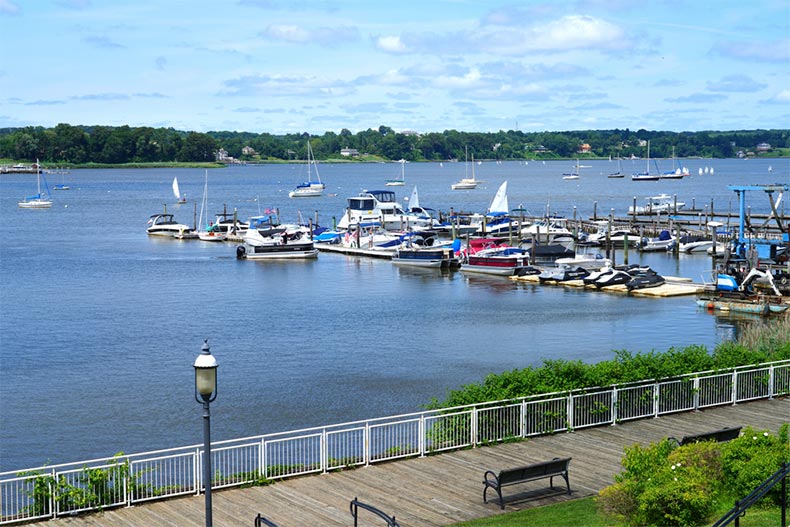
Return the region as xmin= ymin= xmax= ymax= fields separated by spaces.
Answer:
xmin=376 ymin=35 xmax=408 ymax=54
xmin=0 ymin=0 xmax=19 ymax=15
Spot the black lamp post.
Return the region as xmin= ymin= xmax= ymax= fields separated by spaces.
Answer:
xmin=194 ymin=340 xmax=218 ymax=527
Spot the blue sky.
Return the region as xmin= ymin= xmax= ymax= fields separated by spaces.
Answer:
xmin=1 ymin=0 xmax=788 ymax=134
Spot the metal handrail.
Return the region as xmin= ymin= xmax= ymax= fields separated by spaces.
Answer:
xmin=350 ymin=497 xmax=401 ymax=527
xmin=254 ymin=513 xmax=279 ymax=527
xmin=712 ymin=462 xmax=790 ymax=527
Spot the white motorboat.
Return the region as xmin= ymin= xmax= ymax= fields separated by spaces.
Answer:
xmin=237 ymin=223 xmax=318 ymax=260
xmin=520 ymin=217 xmax=575 ymax=247
xmin=146 ymin=207 xmax=194 ymax=238
xmin=678 ymin=235 xmax=714 ymax=253
xmin=629 ymin=194 xmax=685 ymax=215
xmin=640 ymin=230 xmax=675 ymax=252
xmin=554 ymin=253 xmax=612 ymax=270
xmin=337 ymin=189 xmax=438 ymax=232
xmin=584 ymin=221 xmax=639 ymax=247
xmin=18 ymin=160 xmax=53 ymax=209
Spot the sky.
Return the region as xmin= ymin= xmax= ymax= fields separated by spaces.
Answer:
xmin=1 ymin=0 xmax=788 ymax=135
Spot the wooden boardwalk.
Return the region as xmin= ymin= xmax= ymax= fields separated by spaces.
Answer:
xmin=32 ymin=398 xmax=789 ymax=527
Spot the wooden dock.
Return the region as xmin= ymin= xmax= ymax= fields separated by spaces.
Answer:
xmin=513 ymin=274 xmax=706 ymax=297
xmin=31 ymin=397 xmax=789 ymax=527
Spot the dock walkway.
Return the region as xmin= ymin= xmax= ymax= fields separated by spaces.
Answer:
xmin=30 ymin=397 xmax=789 ymax=527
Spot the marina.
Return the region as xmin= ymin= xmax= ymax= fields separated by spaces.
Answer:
xmin=1 ymin=158 xmax=788 ymax=475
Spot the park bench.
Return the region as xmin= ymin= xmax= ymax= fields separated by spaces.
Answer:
xmin=483 ymin=457 xmax=572 ymax=509
xmin=669 ymin=425 xmax=742 ymax=447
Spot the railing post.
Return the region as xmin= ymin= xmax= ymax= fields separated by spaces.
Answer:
xmin=732 ymin=370 xmax=738 ymax=406
xmin=471 ymin=407 xmax=478 ymax=447
xmin=611 ymin=387 xmax=618 ymax=426
xmin=653 ymin=382 xmax=660 ymax=417
xmin=693 ymin=377 xmax=700 ymax=410
xmin=769 ymin=364 xmax=775 ymax=400
xmin=260 ymin=437 xmax=266 ymax=481
xmin=194 ymin=447 xmax=201 ymax=495
xmin=321 ymin=428 xmax=327 ymax=474
xmin=521 ymin=399 xmax=527 ymax=437
xmin=364 ymin=422 xmax=370 ymax=467
xmin=567 ymin=394 xmax=574 ymax=431
xmin=419 ymin=414 xmax=426 ymax=457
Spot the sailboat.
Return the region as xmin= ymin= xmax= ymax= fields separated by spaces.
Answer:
xmin=474 ymin=181 xmax=514 ymax=236
xmin=18 ymin=160 xmax=53 ymax=208
xmin=289 ymin=140 xmax=324 ymax=197
xmin=608 ymin=154 xmax=626 ymax=178
xmin=385 ymin=159 xmax=406 ymax=186
xmin=451 ymin=148 xmax=478 ymax=190
xmin=51 ymin=168 xmax=70 ymax=190
xmin=197 ymin=170 xmax=226 ymax=242
xmin=562 ymin=159 xmax=581 ymax=180
xmin=631 ymin=141 xmax=660 ymax=181
xmin=172 ymin=176 xmax=186 ymax=203
xmin=660 ymin=147 xmax=686 ymax=179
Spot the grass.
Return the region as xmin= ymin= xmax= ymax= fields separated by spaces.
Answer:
xmin=449 ymin=496 xmax=785 ymax=526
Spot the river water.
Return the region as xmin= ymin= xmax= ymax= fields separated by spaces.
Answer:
xmin=1 ymin=157 xmax=787 ymax=471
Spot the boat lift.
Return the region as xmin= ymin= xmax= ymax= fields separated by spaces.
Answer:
xmin=728 ymin=184 xmax=789 ymax=260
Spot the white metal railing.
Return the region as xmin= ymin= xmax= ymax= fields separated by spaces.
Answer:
xmin=1 ymin=360 xmax=788 ymax=525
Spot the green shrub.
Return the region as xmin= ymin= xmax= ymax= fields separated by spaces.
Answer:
xmin=721 ymin=424 xmax=790 ymax=505
xmin=598 ymin=426 xmax=790 ymax=527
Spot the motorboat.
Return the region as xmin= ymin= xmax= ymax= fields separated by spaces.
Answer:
xmin=538 ymin=265 xmax=590 ymax=283
xmin=527 ymin=242 xmax=575 ymax=264
xmin=337 ymin=189 xmax=438 ymax=232
xmin=640 ymin=230 xmax=675 ymax=252
xmin=392 ymin=244 xmax=460 ymax=269
xmin=629 ymin=194 xmax=685 ymax=215
xmin=584 ymin=221 xmax=639 ymax=247
xmin=211 ymin=206 xmax=250 ymax=237
xmin=146 ymin=208 xmax=194 ymax=238
xmin=697 ymin=296 xmax=787 ymax=316
xmin=460 ymin=238 xmax=529 ymax=276
xmin=554 ymin=253 xmax=612 ymax=270
xmin=678 ymin=235 xmax=714 ymax=253
xmin=340 ymin=222 xmax=416 ymax=250
xmin=520 ymin=217 xmax=575 ymax=247
xmin=236 ymin=224 xmax=318 ymax=260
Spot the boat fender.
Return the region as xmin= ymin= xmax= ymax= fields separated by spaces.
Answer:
xmin=236 ymin=245 xmax=246 ymax=259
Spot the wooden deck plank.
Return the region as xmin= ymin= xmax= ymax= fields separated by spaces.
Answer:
xmin=28 ymin=397 xmax=789 ymax=527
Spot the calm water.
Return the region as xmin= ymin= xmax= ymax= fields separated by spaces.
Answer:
xmin=1 ymin=158 xmax=788 ymax=471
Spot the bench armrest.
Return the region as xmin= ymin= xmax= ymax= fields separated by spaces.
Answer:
xmin=483 ymin=470 xmax=499 ymax=487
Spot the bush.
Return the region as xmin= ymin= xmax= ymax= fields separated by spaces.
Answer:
xmin=598 ymin=425 xmax=790 ymax=527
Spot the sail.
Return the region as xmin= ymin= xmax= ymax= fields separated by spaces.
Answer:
xmin=409 ymin=186 xmax=420 ymax=209
xmin=172 ymin=177 xmax=181 ymax=200
xmin=488 ymin=181 xmax=508 ymax=215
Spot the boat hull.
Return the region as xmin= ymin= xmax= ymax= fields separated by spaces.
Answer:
xmin=238 ymin=242 xmax=318 ymax=260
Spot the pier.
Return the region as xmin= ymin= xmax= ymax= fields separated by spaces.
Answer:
xmin=23 ymin=397 xmax=789 ymax=527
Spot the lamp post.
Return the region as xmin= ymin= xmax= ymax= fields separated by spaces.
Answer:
xmin=194 ymin=340 xmax=218 ymax=527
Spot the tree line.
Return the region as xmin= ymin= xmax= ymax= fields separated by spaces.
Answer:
xmin=0 ymin=123 xmax=787 ymax=165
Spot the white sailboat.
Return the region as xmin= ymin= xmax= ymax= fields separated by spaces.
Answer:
xmin=172 ymin=176 xmax=186 ymax=203
xmin=386 ymin=159 xmax=406 ymax=186
xmin=18 ymin=160 xmax=53 ymax=208
xmin=289 ymin=140 xmax=324 ymax=198
xmin=631 ymin=141 xmax=660 ymax=181
xmin=197 ymin=170 xmax=226 ymax=242
xmin=562 ymin=159 xmax=581 ymax=180
xmin=452 ymin=148 xmax=478 ymax=190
